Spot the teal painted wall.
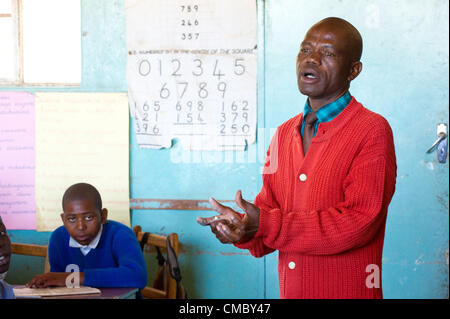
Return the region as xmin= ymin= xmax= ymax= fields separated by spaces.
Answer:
xmin=2 ymin=0 xmax=448 ymax=299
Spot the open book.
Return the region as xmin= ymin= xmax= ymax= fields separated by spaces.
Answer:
xmin=13 ymin=285 xmax=101 ymax=298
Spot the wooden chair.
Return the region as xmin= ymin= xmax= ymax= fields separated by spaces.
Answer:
xmin=133 ymin=225 xmax=179 ymax=299
xmin=11 ymin=243 xmax=50 ymax=273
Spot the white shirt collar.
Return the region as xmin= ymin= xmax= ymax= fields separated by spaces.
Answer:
xmin=69 ymin=225 xmax=103 ymax=256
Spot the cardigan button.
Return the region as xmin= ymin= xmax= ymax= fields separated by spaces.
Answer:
xmin=288 ymin=261 xmax=296 ymax=269
xmin=299 ymin=174 xmax=307 ymax=182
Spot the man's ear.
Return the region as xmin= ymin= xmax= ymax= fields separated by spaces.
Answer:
xmin=348 ymin=61 xmax=362 ymax=82
xmin=60 ymin=213 xmax=65 ymax=223
xmin=101 ymin=208 xmax=108 ymax=224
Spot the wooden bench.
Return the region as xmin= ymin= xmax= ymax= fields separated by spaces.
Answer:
xmin=11 ymin=243 xmax=50 ymax=273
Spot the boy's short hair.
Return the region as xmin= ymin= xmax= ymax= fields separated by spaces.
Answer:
xmin=62 ymin=183 xmax=102 ymax=213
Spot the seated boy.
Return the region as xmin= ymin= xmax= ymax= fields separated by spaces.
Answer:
xmin=27 ymin=183 xmax=147 ymax=289
xmin=0 ymin=216 xmax=15 ymax=299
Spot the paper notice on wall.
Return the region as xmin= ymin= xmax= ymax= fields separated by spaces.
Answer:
xmin=125 ymin=0 xmax=257 ymax=150
xmin=0 ymin=92 xmax=36 ymax=230
xmin=35 ymin=93 xmax=130 ymax=231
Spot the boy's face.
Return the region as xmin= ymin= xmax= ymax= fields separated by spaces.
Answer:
xmin=61 ymin=199 xmax=107 ymax=245
xmin=0 ymin=219 xmax=12 ymax=275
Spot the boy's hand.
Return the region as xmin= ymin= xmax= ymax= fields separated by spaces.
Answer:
xmin=26 ymin=272 xmax=82 ymax=288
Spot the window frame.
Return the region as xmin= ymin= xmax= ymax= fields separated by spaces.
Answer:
xmin=0 ymin=0 xmax=81 ymax=87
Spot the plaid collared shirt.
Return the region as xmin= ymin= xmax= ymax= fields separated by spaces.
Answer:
xmin=301 ymin=91 xmax=352 ymax=137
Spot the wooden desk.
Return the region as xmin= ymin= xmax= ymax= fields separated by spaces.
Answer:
xmin=13 ymin=286 xmax=138 ymax=299
xmin=43 ymin=287 xmax=138 ymax=299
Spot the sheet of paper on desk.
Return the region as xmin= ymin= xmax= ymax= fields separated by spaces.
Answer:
xmin=125 ymin=0 xmax=257 ymax=150
xmin=34 ymin=92 xmax=130 ymax=231
xmin=0 ymin=92 xmax=36 ymax=230
xmin=13 ymin=286 xmax=101 ymax=298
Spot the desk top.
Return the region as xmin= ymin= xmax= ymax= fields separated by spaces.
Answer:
xmin=13 ymin=286 xmax=138 ymax=299
xmin=70 ymin=287 xmax=138 ymax=299
xmin=44 ymin=287 xmax=138 ymax=299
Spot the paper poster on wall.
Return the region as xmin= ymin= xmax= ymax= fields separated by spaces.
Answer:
xmin=0 ymin=92 xmax=36 ymax=230
xmin=35 ymin=93 xmax=130 ymax=231
xmin=125 ymin=0 xmax=257 ymax=150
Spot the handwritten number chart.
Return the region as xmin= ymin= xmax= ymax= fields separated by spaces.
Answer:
xmin=125 ymin=0 xmax=257 ymax=150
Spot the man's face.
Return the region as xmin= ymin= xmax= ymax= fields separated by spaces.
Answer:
xmin=296 ymin=23 xmax=355 ymax=107
xmin=61 ymin=200 xmax=106 ymax=246
xmin=0 ymin=219 xmax=12 ymax=275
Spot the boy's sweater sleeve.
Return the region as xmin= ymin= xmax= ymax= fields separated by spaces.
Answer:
xmin=83 ymin=228 xmax=148 ymax=289
xmin=48 ymin=229 xmax=66 ymax=273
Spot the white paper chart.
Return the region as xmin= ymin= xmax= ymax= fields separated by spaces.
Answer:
xmin=125 ymin=0 xmax=257 ymax=150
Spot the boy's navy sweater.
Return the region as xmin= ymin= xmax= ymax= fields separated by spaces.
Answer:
xmin=49 ymin=220 xmax=147 ymax=289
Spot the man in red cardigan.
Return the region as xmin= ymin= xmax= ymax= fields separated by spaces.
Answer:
xmin=197 ymin=17 xmax=397 ymax=299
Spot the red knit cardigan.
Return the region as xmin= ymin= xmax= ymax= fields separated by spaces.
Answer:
xmin=235 ymin=98 xmax=397 ymax=299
